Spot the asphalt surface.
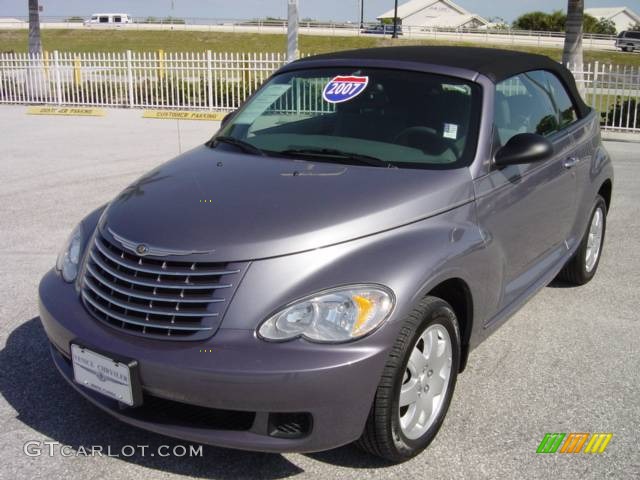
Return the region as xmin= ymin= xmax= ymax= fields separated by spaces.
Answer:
xmin=0 ymin=106 xmax=638 ymax=479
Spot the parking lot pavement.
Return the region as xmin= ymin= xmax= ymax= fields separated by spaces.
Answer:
xmin=0 ymin=106 xmax=638 ymax=479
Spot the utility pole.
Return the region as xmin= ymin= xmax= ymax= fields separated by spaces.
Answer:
xmin=28 ymin=0 xmax=42 ymax=55
xmin=287 ymin=0 xmax=299 ymax=62
xmin=360 ymin=0 xmax=364 ymax=30
xmin=392 ymin=0 xmax=399 ymax=39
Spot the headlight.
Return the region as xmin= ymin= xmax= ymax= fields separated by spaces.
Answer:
xmin=55 ymin=223 xmax=83 ymax=282
xmin=258 ymin=285 xmax=394 ymax=343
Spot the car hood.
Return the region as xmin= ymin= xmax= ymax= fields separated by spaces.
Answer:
xmin=101 ymin=146 xmax=474 ymax=262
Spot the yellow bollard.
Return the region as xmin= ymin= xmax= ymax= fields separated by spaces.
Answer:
xmin=73 ymin=55 xmax=82 ymax=86
xmin=158 ymin=49 xmax=165 ymax=81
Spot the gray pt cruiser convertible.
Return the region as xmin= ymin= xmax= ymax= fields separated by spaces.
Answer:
xmin=39 ymin=47 xmax=613 ymax=462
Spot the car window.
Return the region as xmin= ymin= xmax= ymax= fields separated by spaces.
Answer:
xmin=219 ymin=68 xmax=482 ymax=169
xmin=114 ymin=16 xmax=122 ymax=23
xmin=544 ymin=72 xmax=578 ymax=129
xmin=629 ymin=32 xmax=640 ymax=39
xmin=99 ymin=16 xmax=109 ymax=23
xmin=494 ymin=71 xmax=559 ymax=146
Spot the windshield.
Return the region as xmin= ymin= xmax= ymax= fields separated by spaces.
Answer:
xmin=216 ymin=68 xmax=482 ymax=169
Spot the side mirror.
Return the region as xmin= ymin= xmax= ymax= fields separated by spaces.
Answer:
xmin=494 ymin=133 xmax=554 ymax=167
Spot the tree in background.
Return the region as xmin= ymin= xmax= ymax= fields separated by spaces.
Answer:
xmin=583 ymin=16 xmax=616 ymax=35
xmin=28 ymin=0 xmax=42 ymax=55
xmin=562 ymin=0 xmax=584 ymax=68
xmin=514 ymin=9 xmax=615 ymax=35
xmin=512 ymin=11 xmax=564 ymax=31
xmin=631 ymin=23 xmax=640 ymax=31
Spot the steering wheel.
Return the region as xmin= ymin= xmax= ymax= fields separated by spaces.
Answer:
xmin=393 ymin=126 xmax=460 ymax=158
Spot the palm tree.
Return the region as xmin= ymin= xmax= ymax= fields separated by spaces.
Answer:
xmin=28 ymin=0 xmax=42 ymax=55
xmin=27 ymin=0 xmax=48 ymax=99
xmin=562 ymin=0 xmax=583 ymax=69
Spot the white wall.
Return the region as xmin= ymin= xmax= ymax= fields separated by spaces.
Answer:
xmin=611 ymin=11 xmax=638 ymax=33
xmin=403 ymin=1 xmax=460 ymax=25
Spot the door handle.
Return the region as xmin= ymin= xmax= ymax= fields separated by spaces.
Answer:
xmin=563 ymin=157 xmax=579 ymax=169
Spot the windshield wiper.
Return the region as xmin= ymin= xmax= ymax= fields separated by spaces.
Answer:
xmin=277 ymin=148 xmax=396 ymax=168
xmin=210 ymin=136 xmax=266 ymax=156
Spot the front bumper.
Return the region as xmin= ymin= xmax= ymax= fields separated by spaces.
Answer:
xmin=38 ymin=269 xmax=391 ymax=453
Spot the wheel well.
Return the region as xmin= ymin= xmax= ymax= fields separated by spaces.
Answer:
xmin=428 ymin=278 xmax=473 ymax=373
xmin=598 ymin=180 xmax=612 ymax=212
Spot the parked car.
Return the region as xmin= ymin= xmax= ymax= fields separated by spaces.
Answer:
xmin=39 ymin=46 xmax=613 ymax=463
xmin=84 ymin=13 xmax=132 ymax=26
xmin=362 ymin=23 xmax=403 ymax=35
xmin=615 ymin=30 xmax=640 ymax=51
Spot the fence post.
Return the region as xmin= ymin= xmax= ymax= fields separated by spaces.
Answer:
xmin=207 ymin=50 xmax=213 ymax=110
xmin=592 ymin=61 xmax=599 ymax=110
xmin=52 ymin=50 xmax=63 ymax=105
xmin=126 ymin=50 xmax=134 ymax=107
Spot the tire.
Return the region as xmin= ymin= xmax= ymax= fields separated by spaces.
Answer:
xmin=356 ymin=296 xmax=460 ymax=462
xmin=556 ymin=195 xmax=607 ymax=285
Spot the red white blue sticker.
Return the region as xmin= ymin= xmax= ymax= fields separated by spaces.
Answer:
xmin=322 ymin=76 xmax=369 ymax=104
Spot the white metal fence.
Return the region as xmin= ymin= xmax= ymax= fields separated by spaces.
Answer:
xmin=0 ymin=51 xmax=287 ymax=110
xmin=575 ymin=62 xmax=640 ymax=132
xmin=1 ymin=51 xmax=639 ymax=132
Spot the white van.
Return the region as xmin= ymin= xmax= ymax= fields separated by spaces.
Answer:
xmin=84 ymin=13 xmax=132 ymax=26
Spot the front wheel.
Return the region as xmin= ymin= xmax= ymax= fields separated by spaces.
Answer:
xmin=356 ymin=296 xmax=460 ymax=462
xmin=556 ymin=195 xmax=607 ymax=285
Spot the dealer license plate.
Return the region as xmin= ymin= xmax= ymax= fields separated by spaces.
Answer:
xmin=71 ymin=344 xmax=140 ymax=407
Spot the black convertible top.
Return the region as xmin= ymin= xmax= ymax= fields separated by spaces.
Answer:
xmin=291 ymin=46 xmax=590 ymax=117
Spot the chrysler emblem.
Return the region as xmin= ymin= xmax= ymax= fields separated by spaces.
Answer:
xmin=136 ymin=244 xmax=149 ymax=256
xmin=108 ymin=228 xmax=214 ymax=257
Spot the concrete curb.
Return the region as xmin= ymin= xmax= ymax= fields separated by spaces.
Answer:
xmin=602 ymin=131 xmax=640 ymax=143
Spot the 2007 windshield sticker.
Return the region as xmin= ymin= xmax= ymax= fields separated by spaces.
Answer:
xmin=322 ymin=76 xmax=369 ymax=104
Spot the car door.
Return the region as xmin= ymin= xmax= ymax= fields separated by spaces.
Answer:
xmin=543 ymin=70 xmax=589 ymax=249
xmin=474 ymin=71 xmax=577 ymax=313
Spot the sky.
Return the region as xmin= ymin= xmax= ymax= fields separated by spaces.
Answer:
xmin=0 ymin=0 xmax=638 ymax=23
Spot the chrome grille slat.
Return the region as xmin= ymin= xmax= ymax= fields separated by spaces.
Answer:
xmin=82 ymin=293 xmax=212 ymax=332
xmin=84 ymin=279 xmax=219 ymax=318
xmin=81 ymin=231 xmax=245 ymax=340
xmin=84 ymin=270 xmax=224 ymax=303
xmin=93 ymin=238 xmax=240 ymax=277
xmin=89 ymin=251 xmax=233 ymax=290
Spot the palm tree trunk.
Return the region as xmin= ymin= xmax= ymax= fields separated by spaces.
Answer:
xmin=28 ymin=0 xmax=42 ymax=55
xmin=27 ymin=0 xmax=47 ymax=99
xmin=563 ymin=0 xmax=585 ymax=97
xmin=562 ymin=0 xmax=583 ymax=68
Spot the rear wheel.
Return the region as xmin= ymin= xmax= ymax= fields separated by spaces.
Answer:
xmin=356 ymin=296 xmax=460 ymax=462
xmin=556 ymin=195 xmax=607 ymax=285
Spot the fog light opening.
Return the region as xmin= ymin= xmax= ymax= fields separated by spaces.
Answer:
xmin=267 ymin=412 xmax=313 ymax=439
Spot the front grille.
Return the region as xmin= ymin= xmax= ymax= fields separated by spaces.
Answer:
xmin=81 ymin=232 xmax=245 ymax=340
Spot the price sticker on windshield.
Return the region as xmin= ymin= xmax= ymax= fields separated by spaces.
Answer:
xmin=322 ymin=76 xmax=369 ymax=104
